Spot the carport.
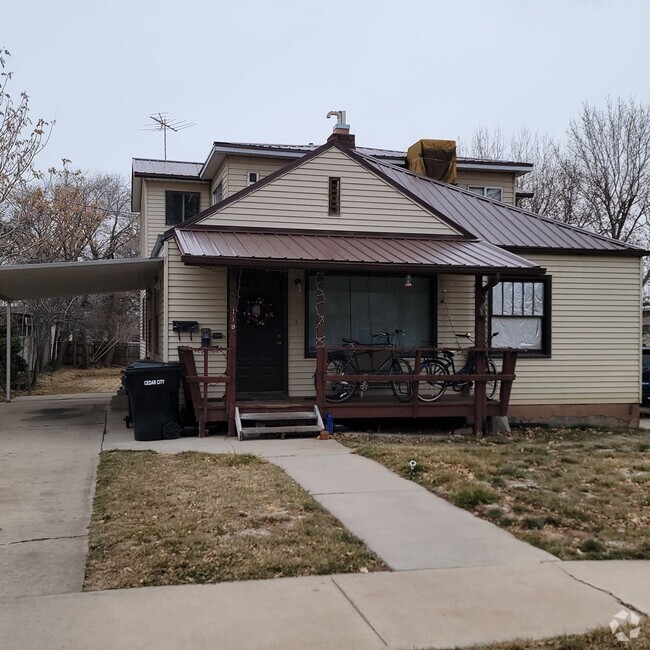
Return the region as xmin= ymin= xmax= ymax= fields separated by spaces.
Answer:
xmin=0 ymin=257 xmax=162 ymax=401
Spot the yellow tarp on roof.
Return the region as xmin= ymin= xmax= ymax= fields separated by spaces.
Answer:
xmin=406 ymin=139 xmax=457 ymax=184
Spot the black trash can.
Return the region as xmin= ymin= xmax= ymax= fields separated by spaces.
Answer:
xmin=124 ymin=361 xmax=183 ymax=441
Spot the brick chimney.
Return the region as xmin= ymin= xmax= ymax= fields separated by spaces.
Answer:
xmin=326 ymin=110 xmax=355 ymax=148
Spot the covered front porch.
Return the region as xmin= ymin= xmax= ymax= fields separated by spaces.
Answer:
xmin=169 ymin=227 xmax=545 ymax=437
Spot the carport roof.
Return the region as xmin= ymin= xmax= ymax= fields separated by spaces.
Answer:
xmin=0 ymin=258 xmax=162 ymax=301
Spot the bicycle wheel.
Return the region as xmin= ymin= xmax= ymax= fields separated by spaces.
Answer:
xmin=486 ymin=358 xmax=498 ymax=400
xmin=417 ymin=360 xmax=448 ymax=402
xmin=324 ymin=358 xmax=356 ymax=403
xmin=389 ymin=357 xmax=413 ymax=402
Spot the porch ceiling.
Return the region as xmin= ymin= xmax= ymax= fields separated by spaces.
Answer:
xmin=174 ymin=228 xmax=544 ymax=275
xmin=0 ymin=258 xmax=162 ymax=301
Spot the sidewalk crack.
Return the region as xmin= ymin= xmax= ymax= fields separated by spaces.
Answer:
xmin=557 ymin=565 xmax=646 ymax=617
xmin=330 ymin=576 xmax=388 ymax=646
xmin=1 ymin=534 xmax=86 ymax=547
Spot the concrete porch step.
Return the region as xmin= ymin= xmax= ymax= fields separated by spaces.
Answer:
xmin=235 ymin=405 xmax=325 ymax=441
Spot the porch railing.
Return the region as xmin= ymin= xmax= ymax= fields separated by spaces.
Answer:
xmin=177 ymin=346 xmax=233 ymax=437
xmin=315 ymin=345 xmax=518 ymax=435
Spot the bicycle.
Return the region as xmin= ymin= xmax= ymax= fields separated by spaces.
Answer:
xmin=417 ymin=333 xmax=498 ymax=402
xmin=324 ymin=330 xmax=413 ymax=403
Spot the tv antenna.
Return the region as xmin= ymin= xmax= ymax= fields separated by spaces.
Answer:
xmin=141 ymin=113 xmax=196 ymax=160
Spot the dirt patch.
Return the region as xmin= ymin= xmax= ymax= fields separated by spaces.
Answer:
xmin=20 ymin=367 xmax=123 ymax=396
xmin=84 ymin=451 xmax=386 ymax=590
xmin=339 ymin=427 xmax=650 ymax=561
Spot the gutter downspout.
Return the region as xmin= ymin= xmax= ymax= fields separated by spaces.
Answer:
xmin=5 ymin=301 xmax=10 ymax=403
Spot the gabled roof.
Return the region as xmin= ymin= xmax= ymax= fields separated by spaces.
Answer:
xmin=170 ymin=140 xmax=474 ymax=239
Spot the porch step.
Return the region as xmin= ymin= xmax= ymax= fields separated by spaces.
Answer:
xmin=235 ymin=405 xmax=325 ymax=441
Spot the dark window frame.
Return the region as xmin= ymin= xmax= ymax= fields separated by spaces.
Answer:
xmin=488 ymin=276 xmax=552 ymax=357
xmin=212 ymin=181 xmax=223 ymax=205
xmin=328 ymin=177 xmax=341 ymax=215
xmin=303 ymin=271 xmax=437 ymax=358
xmin=165 ymin=190 xmax=201 ymax=225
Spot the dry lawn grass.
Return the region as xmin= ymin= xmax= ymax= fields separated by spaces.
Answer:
xmin=340 ymin=427 xmax=650 ymax=560
xmin=28 ymin=367 xmax=123 ymax=395
xmin=457 ymin=623 xmax=649 ymax=649
xmin=85 ymin=451 xmax=386 ymax=590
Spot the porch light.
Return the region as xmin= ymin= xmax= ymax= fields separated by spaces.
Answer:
xmin=404 ymin=274 xmax=413 ymax=288
xmin=294 ymin=277 xmax=303 ymax=292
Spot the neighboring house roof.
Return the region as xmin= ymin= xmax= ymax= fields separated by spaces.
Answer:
xmin=174 ymin=228 xmax=543 ymax=275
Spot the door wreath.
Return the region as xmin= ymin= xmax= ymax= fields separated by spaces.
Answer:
xmin=244 ymin=297 xmax=274 ymax=326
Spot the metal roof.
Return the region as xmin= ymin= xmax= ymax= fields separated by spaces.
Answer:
xmin=132 ymin=159 xmax=203 ymax=177
xmin=174 ymin=229 xmax=542 ymax=275
xmin=359 ymin=154 xmax=642 ymax=253
xmin=0 ymin=258 xmax=162 ymax=301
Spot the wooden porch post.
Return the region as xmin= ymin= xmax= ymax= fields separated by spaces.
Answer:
xmin=315 ymin=272 xmax=326 ymax=415
xmin=226 ymin=267 xmax=240 ymax=437
xmin=474 ymin=274 xmax=487 ymax=436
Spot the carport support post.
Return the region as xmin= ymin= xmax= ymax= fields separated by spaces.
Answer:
xmin=5 ymin=302 xmax=10 ymax=403
xmin=473 ymin=275 xmax=487 ymax=436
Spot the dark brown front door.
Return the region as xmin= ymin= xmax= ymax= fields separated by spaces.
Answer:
xmin=235 ymin=269 xmax=287 ymax=397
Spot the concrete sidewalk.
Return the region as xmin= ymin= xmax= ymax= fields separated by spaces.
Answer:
xmin=0 ymin=394 xmax=107 ymax=598
xmin=106 ymin=416 xmax=555 ymax=570
xmin=2 ymin=561 xmax=647 ymax=650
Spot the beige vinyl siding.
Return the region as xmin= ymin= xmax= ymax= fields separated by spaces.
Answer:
xmin=139 ymin=181 xmax=148 ymax=257
xmin=211 ymin=159 xmax=229 ymax=202
xmin=226 ymin=156 xmax=289 ymax=196
xmin=456 ymin=170 xmax=516 ymax=205
xmin=155 ymin=272 xmax=164 ymax=362
xmin=436 ymin=254 xmax=642 ymax=405
xmin=165 ymin=239 xmax=228 ymax=397
xmin=199 ymin=148 xmax=461 ymax=235
xmin=143 ymin=180 xmax=210 ymax=255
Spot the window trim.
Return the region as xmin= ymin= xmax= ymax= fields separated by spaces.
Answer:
xmin=247 ymin=171 xmax=259 ymax=186
xmin=467 ymin=185 xmax=503 ymax=202
xmin=165 ymin=190 xmax=201 ymax=225
xmin=488 ymin=276 xmax=552 ymax=358
xmin=302 ymin=271 xmax=437 ymax=358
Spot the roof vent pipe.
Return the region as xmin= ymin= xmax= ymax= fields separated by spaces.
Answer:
xmin=326 ymin=110 xmax=355 ymax=148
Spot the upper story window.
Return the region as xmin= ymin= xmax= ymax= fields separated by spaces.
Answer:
xmin=247 ymin=171 xmax=259 ymax=186
xmin=468 ymin=186 xmax=503 ymax=202
xmin=490 ymin=279 xmax=551 ymax=356
xmin=328 ymin=177 xmax=341 ymax=215
xmin=165 ymin=191 xmax=201 ymax=226
xmin=212 ymin=181 xmax=223 ymax=205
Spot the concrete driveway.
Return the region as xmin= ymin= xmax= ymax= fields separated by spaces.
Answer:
xmin=0 ymin=394 xmax=108 ymax=598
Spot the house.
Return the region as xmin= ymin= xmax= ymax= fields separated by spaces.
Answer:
xmin=131 ymin=116 xmax=644 ymax=436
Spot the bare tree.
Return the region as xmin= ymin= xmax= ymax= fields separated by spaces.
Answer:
xmin=567 ymin=98 xmax=650 ymax=246
xmin=0 ymin=48 xmax=51 ymax=219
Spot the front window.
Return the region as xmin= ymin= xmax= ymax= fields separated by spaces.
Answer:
xmin=306 ymin=274 xmax=433 ymax=355
xmin=468 ymin=186 xmax=503 ymax=202
xmin=490 ymin=279 xmax=551 ymax=355
xmin=165 ymin=191 xmax=201 ymax=225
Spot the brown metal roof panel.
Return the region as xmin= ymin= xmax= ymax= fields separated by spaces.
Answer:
xmin=175 ymin=229 xmax=540 ymax=273
xmin=359 ymin=155 xmax=641 ymax=253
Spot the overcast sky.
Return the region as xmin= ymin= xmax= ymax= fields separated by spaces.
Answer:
xmin=4 ymin=0 xmax=649 ymax=177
